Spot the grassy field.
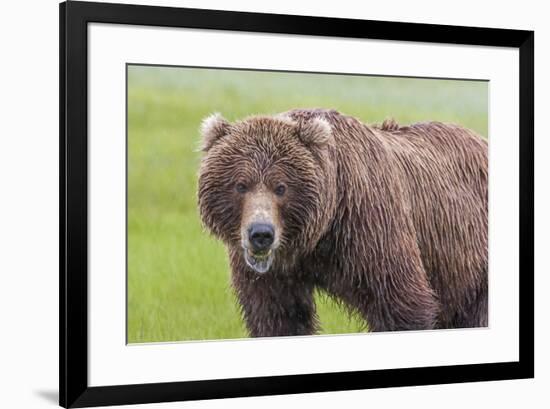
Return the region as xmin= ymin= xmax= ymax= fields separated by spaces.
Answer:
xmin=127 ymin=65 xmax=488 ymax=343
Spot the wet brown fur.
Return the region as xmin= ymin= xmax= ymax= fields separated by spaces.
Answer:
xmin=198 ymin=109 xmax=488 ymax=336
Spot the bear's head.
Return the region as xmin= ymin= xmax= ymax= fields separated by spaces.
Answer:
xmin=198 ymin=113 xmax=337 ymax=274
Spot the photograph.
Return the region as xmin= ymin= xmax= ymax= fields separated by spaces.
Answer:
xmin=126 ymin=65 xmax=489 ymax=343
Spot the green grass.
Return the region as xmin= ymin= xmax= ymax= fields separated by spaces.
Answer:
xmin=127 ymin=65 xmax=488 ymax=343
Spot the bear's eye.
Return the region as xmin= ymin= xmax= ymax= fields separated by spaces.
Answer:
xmin=235 ymin=182 xmax=248 ymax=194
xmin=274 ymin=184 xmax=286 ymax=196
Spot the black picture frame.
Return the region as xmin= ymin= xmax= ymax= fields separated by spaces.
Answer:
xmin=59 ymin=1 xmax=534 ymax=407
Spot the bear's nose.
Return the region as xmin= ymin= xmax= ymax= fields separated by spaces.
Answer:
xmin=248 ymin=223 xmax=275 ymax=252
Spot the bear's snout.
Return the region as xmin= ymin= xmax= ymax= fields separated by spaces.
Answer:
xmin=248 ymin=223 xmax=275 ymax=252
xmin=240 ymin=190 xmax=280 ymax=273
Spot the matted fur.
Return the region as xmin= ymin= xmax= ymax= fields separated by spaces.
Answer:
xmin=198 ymin=108 xmax=488 ymax=336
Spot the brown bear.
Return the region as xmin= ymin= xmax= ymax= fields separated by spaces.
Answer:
xmin=198 ymin=108 xmax=488 ymax=336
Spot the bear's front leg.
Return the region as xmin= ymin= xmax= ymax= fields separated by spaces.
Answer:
xmin=330 ymin=184 xmax=441 ymax=331
xmin=361 ymin=272 xmax=440 ymax=332
xmin=231 ymin=263 xmax=318 ymax=338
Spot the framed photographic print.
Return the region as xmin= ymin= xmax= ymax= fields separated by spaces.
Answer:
xmin=60 ymin=1 xmax=534 ymax=407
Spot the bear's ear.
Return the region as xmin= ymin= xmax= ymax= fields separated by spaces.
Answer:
xmin=200 ymin=113 xmax=230 ymax=151
xmin=298 ymin=117 xmax=332 ymax=147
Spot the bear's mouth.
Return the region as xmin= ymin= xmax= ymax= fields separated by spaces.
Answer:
xmin=243 ymin=248 xmax=274 ymax=274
